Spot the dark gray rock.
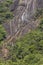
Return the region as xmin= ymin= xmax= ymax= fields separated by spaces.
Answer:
xmin=10 ymin=0 xmax=20 ymax=11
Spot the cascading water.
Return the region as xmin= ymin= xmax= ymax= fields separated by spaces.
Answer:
xmin=21 ymin=0 xmax=38 ymax=22
xmin=21 ymin=0 xmax=33 ymax=22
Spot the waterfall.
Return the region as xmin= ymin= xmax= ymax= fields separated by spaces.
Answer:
xmin=21 ymin=0 xmax=30 ymax=22
xmin=21 ymin=0 xmax=34 ymax=22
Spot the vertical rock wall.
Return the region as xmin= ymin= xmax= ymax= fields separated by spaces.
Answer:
xmin=22 ymin=0 xmax=43 ymax=22
xmin=3 ymin=0 xmax=43 ymax=36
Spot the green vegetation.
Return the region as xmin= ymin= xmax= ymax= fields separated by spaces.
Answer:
xmin=34 ymin=9 xmax=43 ymax=20
xmin=0 ymin=25 xmax=6 ymax=43
xmin=38 ymin=19 xmax=43 ymax=31
xmin=0 ymin=18 xmax=43 ymax=65
xmin=0 ymin=0 xmax=13 ymax=43
xmin=0 ymin=0 xmax=13 ymax=22
xmin=0 ymin=0 xmax=43 ymax=65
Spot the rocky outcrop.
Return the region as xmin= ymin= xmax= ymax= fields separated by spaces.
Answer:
xmin=22 ymin=0 xmax=43 ymax=22
xmin=10 ymin=0 xmax=20 ymax=11
xmin=3 ymin=0 xmax=43 ymax=37
xmin=36 ymin=0 xmax=43 ymax=9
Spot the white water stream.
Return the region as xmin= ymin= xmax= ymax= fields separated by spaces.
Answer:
xmin=22 ymin=0 xmax=37 ymax=22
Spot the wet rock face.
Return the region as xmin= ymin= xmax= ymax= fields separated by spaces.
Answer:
xmin=22 ymin=0 xmax=43 ymax=22
xmin=3 ymin=0 xmax=43 ymax=36
xmin=22 ymin=0 xmax=34 ymax=21
xmin=36 ymin=0 xmax=43 ymax=9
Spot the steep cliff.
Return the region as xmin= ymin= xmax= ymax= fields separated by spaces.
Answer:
xmin=3 ymin=0 xmax=43 ymax=37
xmin=0 ymin=0 xmax=43 ymax=62
xmin=22 ymin=0 xmax=43 ymax=22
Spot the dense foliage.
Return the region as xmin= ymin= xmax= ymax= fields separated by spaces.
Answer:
xmin=0 ymin=25 xmax=6 ymax=43
xmin=0 ymin=0 xmax=13 ymax=22
xmin=0 ymin=0 xmax=43 ymax=65
xmin=0 ymin=18 xmax=43 ymax=65
xmin=0 ymin=0 xmax=13 ymax=43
